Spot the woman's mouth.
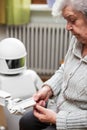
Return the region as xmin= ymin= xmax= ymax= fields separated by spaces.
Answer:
xmin=72 ymin=33 xmax=79 ymax=37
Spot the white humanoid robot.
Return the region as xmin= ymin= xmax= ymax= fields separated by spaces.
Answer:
xmin=0 ymin=38 xmax=43 ymax=130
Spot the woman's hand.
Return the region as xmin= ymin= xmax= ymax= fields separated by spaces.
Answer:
xmin=33 ymin=85 xmax=53 ymax=106
xmin=33 ymin=104 xmax=56 ymax=124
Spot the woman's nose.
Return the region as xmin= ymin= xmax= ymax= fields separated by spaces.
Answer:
xmin=66 ymin=22 xmax=72 ymax=31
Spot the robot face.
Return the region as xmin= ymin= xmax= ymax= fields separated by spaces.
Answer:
xmin=6 ymin=57 xmax=25 ymax=69
xmin=0 ymin=38 xmax=27 ymax=74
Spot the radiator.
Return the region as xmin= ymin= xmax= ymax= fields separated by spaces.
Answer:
xmin=6 ymin=23 xmax=71 ymax=75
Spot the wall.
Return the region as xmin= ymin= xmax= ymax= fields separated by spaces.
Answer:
xmin=30 ymin=4 xmax=66 ymax=23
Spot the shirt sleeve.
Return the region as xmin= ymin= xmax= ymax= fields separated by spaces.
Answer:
xmin=43 ymin=36 xmax=76 ymax=96
xmin=43 ymin=64 xmax=64 ymax=96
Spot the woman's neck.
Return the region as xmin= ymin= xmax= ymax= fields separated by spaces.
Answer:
xmin=82 ymin=45 xmax=87 ymax=57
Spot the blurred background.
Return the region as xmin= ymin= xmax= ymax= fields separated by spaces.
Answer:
xmin=0 ymin=0 xmax=72 ymax=130
xmin=0 ymin=0 xmax=71 ymax=81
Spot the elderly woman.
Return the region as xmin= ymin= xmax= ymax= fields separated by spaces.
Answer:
xmin=19 ymin=0 xmax=87 ymax=130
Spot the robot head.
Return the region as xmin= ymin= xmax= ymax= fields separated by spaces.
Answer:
xmin=0 ymin=38 xmax=27 ymax=75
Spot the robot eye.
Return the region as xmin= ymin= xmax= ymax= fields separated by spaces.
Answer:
xmin=6 ymin=57 xmax=25 ymax=69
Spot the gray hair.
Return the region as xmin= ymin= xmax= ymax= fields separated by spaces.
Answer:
xmin=52 ymin=0 xmax=87 ymax=16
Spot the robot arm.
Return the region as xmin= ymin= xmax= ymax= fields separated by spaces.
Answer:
xmin=0 ymin=90 xmax=36 ymax=115
xmin=7 ymin=97 xmax=36 ymax=115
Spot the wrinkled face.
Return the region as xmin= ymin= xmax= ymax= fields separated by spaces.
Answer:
xmin=62 ymin=6 xmax=87 ymax=44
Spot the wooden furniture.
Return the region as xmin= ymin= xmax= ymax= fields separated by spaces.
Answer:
xmin=32 ymin=0 xmax=47 ymax=4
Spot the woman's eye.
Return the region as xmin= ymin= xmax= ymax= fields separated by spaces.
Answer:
xmin=70 ymin=19 xmax=76 ymax=23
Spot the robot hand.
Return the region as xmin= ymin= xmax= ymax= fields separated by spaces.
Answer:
xmin=0 ymin=90 xmax=36 ymax=115
xmin=7 ymin=97 xmax=36 ymax=115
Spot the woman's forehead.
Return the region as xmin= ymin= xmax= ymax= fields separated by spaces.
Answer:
xmin=62 ymin=6 xmax=81 ymax=18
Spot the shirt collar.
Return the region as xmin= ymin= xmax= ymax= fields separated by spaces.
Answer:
xmin=73 ymin=39 xmax=87 ymax=63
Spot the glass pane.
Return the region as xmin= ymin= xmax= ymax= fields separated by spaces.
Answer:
xmin=6 ymin=57 xmax=25 ymax=69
